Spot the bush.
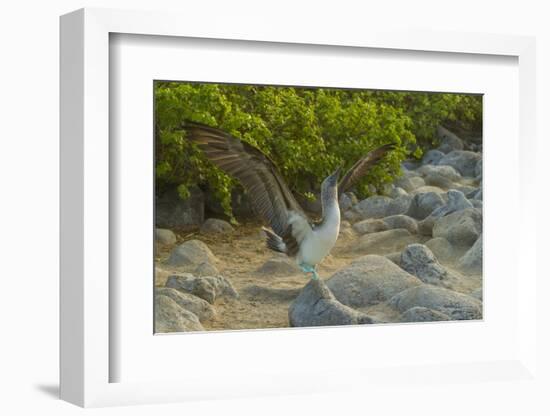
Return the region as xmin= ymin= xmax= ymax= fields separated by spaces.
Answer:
xmin=155 ymin=82 xmax=481 ymax=219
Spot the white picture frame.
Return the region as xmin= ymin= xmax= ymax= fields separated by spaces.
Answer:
xmin=60 ymin=7 xmax=538 ymax=408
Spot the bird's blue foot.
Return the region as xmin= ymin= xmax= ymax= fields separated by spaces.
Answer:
xmin=299 ymin=263 xmax=319 ymax=280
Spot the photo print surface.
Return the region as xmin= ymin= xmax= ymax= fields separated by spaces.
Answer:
xmin=154 ymin=81 xmax=483 ymax=333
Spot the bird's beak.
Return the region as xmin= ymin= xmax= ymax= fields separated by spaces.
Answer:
xmin=329 ymin=166 xmax=342 ymax=186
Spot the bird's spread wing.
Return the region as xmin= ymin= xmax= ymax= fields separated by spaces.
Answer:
xmin=338 ymin=143 xmax=395 ymax=195
xmin=183 ymin=121 xmax=308 ymax=255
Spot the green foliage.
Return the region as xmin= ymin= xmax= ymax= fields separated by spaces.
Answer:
xmin=155 ymin=82 xmax=481 ymax=219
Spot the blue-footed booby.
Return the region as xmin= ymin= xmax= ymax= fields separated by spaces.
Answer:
xmin=184 ymin=121 xmax=395 ymax=279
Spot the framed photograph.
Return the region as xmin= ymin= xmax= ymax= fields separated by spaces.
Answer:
xmin=60 ymin=8 xmax=537 ymax=407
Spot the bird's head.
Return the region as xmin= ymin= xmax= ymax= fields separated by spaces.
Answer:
xmin=321 ymin=165 xmax=342 ymax=199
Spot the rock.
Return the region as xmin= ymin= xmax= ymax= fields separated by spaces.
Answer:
xmin=154 ymin=295 xmax=204 ymax=332
xmin=437 ymin=150 xmax=482 ymax=177
xmin=156 ymin=187 xmax=204 ymax=229
xmin=406 ymin=192 xmax=445 ymax=220
xmin=352 ymin=219 xmax=388 ymax=234
xmin=430 ymin=190 xmax=473 ymax=218
xmin=470 ymin=287 xmax=483 ymax=301
xmin=389 ymin=186 xmax=408 ymax=199
xmin=389 ymin=285 xmax=482 ymax=320
xmin=417 ymin=165 xmax=462 ymax=182
xmin=200 ymin=218 xmax=234 ymax=235
xmin=326 ymin=255 xmax=422 ymax=308
xmin=155 ymin=228 xmax=177 ymax=245
xmin=155 ymin=266 xmax=172 ymax=286
xmin=457 ymin=235 xmax=483 ymax=273
xmin=194 ymin=261 xmax=220 ymax=277
xmin=394 ymin=176 xmax=425 ymax=192
xmin=437 ymin=126 xmax=464 ymax=153
xmin=423 ymin=173 xmax=455 ymax=189
xmin=417 ymin=215 xmax=436 ymax=236
xmin=289 ymin=279 xmax=374 ymax=327
xmin=343 ymin=210 xmax=362 ymax=223
xmin=475 ymin=159 xmax=483 ymax=178
xmin=410 ymin=185 xmax=446 ymax=195
xmin=470 ymin=199 xmax=483 ymax=209
xmin=165 ymin=240 xmax=218 ymax=270
xmin=384 ymin=252 xmax=402 ymax=266
xmin=383 ymin=214 xmax=418 ymax=234
xmin=425 ymin=237 xmax=456 ymax=262
xmin=353 ymin=229 xmax=418 ymax=255
xmin=243 ymin=285 xmax=302 ymax=302
xmin=353 ymin=196 xmax=392 ymax=219
xmin=353 ymin=195 xmax=411 ymax=219
xmin=400 ymin=306 xmax=450 ymax=322
xmin=166 ymin=273 xmax=238 ymax=304
xmin=155 ymin=287 xmax=216 ymax=321
xmin=339 ymin=192 xmax=358 ymax=212
xmin=256 ymin=257 xmax=301 ymax=276
xmin=402 ymin=160 xmax=420 ymax=170
xmin=433 ymin=208 xmax=482 ymax=247
xmin=400 ymin=244 xmax=449 ymax=287
xmin=422 ymin=149 xmax=445 ymax=165
xmin=472 ymin=189 xmax=483 ymax=201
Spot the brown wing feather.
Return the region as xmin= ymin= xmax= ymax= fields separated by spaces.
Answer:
xmin=338 ymin=143 xmax=395 ymax=195
xmin=183 ymin=121 xmax=306 ymax=255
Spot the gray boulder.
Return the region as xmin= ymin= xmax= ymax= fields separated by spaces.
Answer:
xmin=326 ymin=255 xmax=422 ymax=308
xmin=433 ymin=208 xmax=482 ymax=246
xmin=155 ymin=287 xmax=216 ymax=321
xmin=155 ymin=228 xmax=177 ymax=245
xmin=475 ymin=159 xmax=483 ymax=178
xmin=406 ymin=192 xmax=445 ymax=220
xmin=156 ymin=187 xmax=204 ymax=229
xmin=389 ymin=285 xmax=482 ymax=320
xmin=166 ymin=273 xmax=238 ymax=304
xmin=457 ymin=235 xmax=483 ymax=273
xmin=154 ymin=295 xmax=204 ymax=333
xmin=289 ymin=279 xmax=374 ymax=327
xmin=437 ymin=126 xmax=464 ymax=153
xmin=339 ymin=192 xmax=358 ymax=212
xmin=470 ymin=287 xmax=483 ymax=301
xmin=421 ymin=149 xmax=445 ymax=165
xmin=430 ymin=190 xmax=474 ymax=218
xmin=417 ymin=165 xmax=462 ymax=182
xmin=423 ymin=172 xmax=455 ymax=189
xmin=256 ymin=256 xmax=301 ymax=276
xmin=425 ymin=237 xmax=456 ymax=262
xmin=470 ymin=199 xmax=483 ymax=209
xmin=352 ymin=219 xmax=388 ymax=234
xmin=472 ymin=189 xmax=483 ymax=201
xmin=394 ymin=176 xmax=425 ymax=193
xmin=410 ymin=185 xmax=446 ymax=195
xmin=353 ymin=229 xmax=418 ymax=255
xmin=400 ymin=244 xmax=449 ymax=287
xmin=400 ymin=306 xmax=451 ymax=322
xmin=383 ymin=214 xmax=418 ymax=234
xmin=353 ymin=195 xmax=411 ymax=219
xmin=165 ymin=240 xmax=218 ymax=270
xmin=437 ymin=150 xmax=482 ymax=177
xmin=389 ymin=186 xmax=408 ymax=199
xmin=200 ymin=218 xmax=234 ymax=235
xmin=343 ymin=210 xmax=361 ymax=223
xmin=194 ymin=261 xmax=220 ymax=277
xmin=244 ymin=285 xmax=302 ymax=302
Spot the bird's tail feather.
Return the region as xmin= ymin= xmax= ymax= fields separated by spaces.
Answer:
xmin=262 ymin=227 xmax=287 ymax=253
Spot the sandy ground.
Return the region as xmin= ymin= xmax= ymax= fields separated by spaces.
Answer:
xmin=155 ymin=219 xmax=482 ymax=331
